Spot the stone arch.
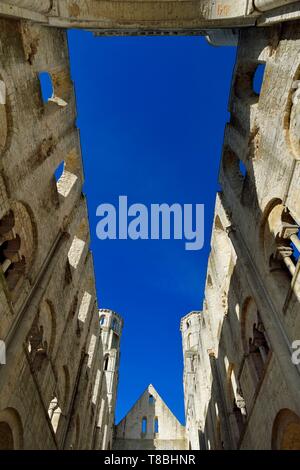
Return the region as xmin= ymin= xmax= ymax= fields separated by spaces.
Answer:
xmin=40 ymin=299 xmax=56 ymax=355
xmin=0 ymin=407 xmax=23 ymax=450
xmin=222 ymin=146 xmax=245 ymax=197
xmin=234 ymin=61 xmax=264 ymax=102
xmin=260 ymin=199 xmax=300 ymax=306
xmin=11 ymin=201 xmax=36 ymax=266
xmin=272 ymin=409 xmax=300 ymax=450
xmin=38 ymin=67 xmax=71 ymax=108
xmin=211 ymin=214 xmax=234 ymax=288
xmin=103 ymin=354 xmax=110 ymax=371
xmin=241 ymin=297 xmax=259 ymax=354
xmin=224 ymin=360 xmax=246 ymax=445
xmin=26 ymin=298 xmax=56 ymax=370
xmin=241 ymin=297 xmax=270 ymax=385
xmin=111 ymin=316 xmax=119 ymax=333
xmin=0 ymin=201 xmax=36 ymax=294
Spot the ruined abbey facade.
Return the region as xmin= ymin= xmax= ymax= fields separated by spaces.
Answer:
xmin=181 ymin=23 xmax=300 ymax=450
xmin=0 ymin=0 xmax=299 ymax=450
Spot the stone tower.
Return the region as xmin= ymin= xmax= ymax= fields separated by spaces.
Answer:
xmin=181 ymin=311 xmax=204 ymax=450
xmin=96 ymin=309 xmax=123 ymax=450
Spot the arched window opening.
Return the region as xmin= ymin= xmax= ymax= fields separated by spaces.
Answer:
xmin=261 ymin=202 xmax=300 ymax=308
xmin=55 ymin=161 xmax=64 ymax=182
xmin=0 ymin=210 xmax=14 ymax=236
xmin=272 ymin=409 xmax=300 ymax=450
xmin=253 ymin=63 xmax=266 ymax=96
xmin=0 ymin=422 xmax=14 ymax=450
xmin=111 ymin=332 xmax=119 ymax=349
xmin=104 ymin=355 xmax=109 ymax=372
xmin=242 ymin=298 xmax=271 ymax=388
xmin=27 ymin=318 xmax=47 ymax=371
xmin=141 ymin=417 xmax=147 ymax=435
xmin=0 ymin=203 xmax=35 ymax=294
xmin=149 ymin=394 xmax=154 ymax=405
xmin=111 ymin=317 xmax=119 ymax=333
xmin=222 ymin=146 xmax=245 ymax=196
xmin=290 ymin=228 xmax=300 ymax=263
xmin=186 ymin=320 xmax=190 ymax=329
xmin=0 ymin=209 xmax=28 ymax=291
xmin=249 ymin=319 xmax=270 ymax=382
xmin=48 ymin=397 xmax=62 ymax=433
xmin=53 ymin=150 xmax=81 ymax=207
xmin=234 ymin=61 xmax=265 ymax=102
xmin=226 ymin=365 xmax=247 ymax=442
xmin=239 ymin=160 xmax=247 ymax=178
xmin=39 ymin=71 xmax=54 ymax=103
xmin=38 ymin=71 xmax=68 ymax=107
xmin=100 ymin=315 xmax=105 ymax=326
xmin=154 ymin=417 xmax=159 ymax=434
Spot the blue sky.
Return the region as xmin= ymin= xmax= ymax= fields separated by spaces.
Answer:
xmin=67 ymin=31 xmax=236 ymax=424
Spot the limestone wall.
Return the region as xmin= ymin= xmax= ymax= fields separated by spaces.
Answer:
xmin=0 ymin=17 xmax=121 ymax=450
xmin=113 ymin=384 xmax=188 ymax=450
xmin=182 ymin=22 xmax=300 ymax=450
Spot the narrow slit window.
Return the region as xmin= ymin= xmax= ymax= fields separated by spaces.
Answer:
xmin=253 ymin=63 xmax=266 ymax=95
xmin=154 ymin=417 xmax=159 ymax=434
xmin=291 ymin=229 xmax=300 ymax=263
xmin=149 ymin=394 xmax=154 ymax=405
xmin=142 ymin=417 xmax=147 ymax=434
xmin=239 ymin=160 xmax=247 ymax=178
xmin=39 ymin=72 xmax=53 ymax=103
xmin=54 ymin=161 xmax=64 ymax=182
xmin=104 ymin=356 xmax=109 ymax=371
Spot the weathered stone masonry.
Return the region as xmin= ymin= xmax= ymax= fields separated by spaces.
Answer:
xmin=182 ymin=23 xmax=300 ymax=450
xmin=0 ymin=18 xmax=123 ymax=450
xmin=0 ymin=0 xmax=300 ymax=451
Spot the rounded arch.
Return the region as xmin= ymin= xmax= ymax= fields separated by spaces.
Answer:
xmin=11 ymin=200 xmax=37 ymax=271
xmin=0 ymin=70 xmax=15 ymax=158
xmin=1 ymin=201 xmax=37 ymax=294
xmin=103 ymin=354 xmax=110 ymax=371
xmin=0 ymin=422 xmax=14 ymax=449
xmin=222 ymin=146 xmax=245 ymax=196
xmin=211 ymin=215 xmax=234 ymax=288
xmin=234 ymin=61 xmax=264 ymax=102
xmin=241 ymin=297 xmax=259 ymax=354
xmin=260 ymin=198 xmax=285 ymax=264
xmin=39 ymin=299 xmax=56 ymax=355
xmin=111 ymin=316 xmax=119 ymax=333
xmin=272 ymin=409 xmax=300 ymax=450
xmin=0 ymin=407 xmax=23 ymax=450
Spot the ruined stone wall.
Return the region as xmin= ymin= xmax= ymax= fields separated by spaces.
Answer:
xmin=113 ymin=384 xmax=188 ymax=450
xmin=182 ymin=22 xmax=300 ymax=450
xmin=0 ymin=17 xmax=121 ymax=450
xmin=1 ymin=0 xmax=299 ymax=34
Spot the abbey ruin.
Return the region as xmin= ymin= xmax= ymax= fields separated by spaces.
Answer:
xmin=0 ymin=0 xmax=299 ymax=450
